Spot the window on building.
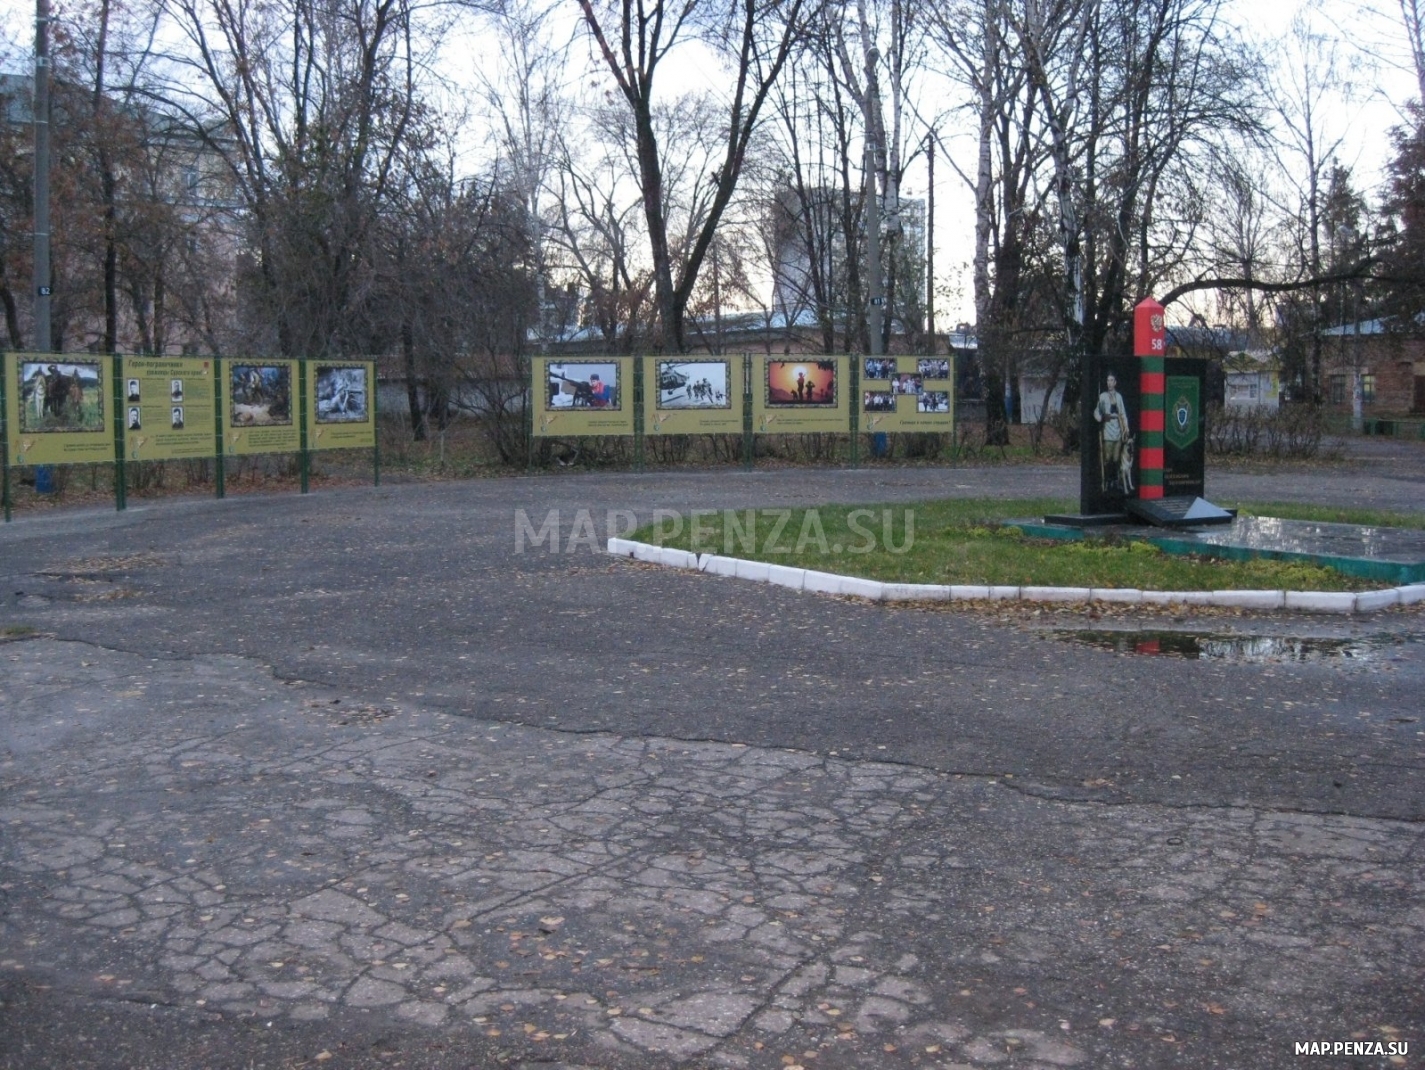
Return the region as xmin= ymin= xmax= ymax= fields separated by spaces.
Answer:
xmin=1229 ymin=379 xmax=1259 ymax=401
xmin=1361 ymin=374 xmax=1375 ymax=403
xmin=1329 ymin=375 xmax=1347 ymax=404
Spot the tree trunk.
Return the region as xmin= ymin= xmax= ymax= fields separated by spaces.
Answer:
xmin=93 ymin=0 xmax=118 ymax=354
xmin=403 ymin=321 xmax=426 ymax=441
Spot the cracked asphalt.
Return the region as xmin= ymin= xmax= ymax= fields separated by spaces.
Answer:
xmin=1 ymin=453 xmax=1423 ymax=1069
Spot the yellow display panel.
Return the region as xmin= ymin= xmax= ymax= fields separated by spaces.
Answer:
xmin=534 ymin=357 xmax=635 ymax=436
xmin=5 ymin=353 xmax=115 ymax=466
xmin=122 ymin=357 xmax=216 ymax=460
xmin=224 ymin=360 xmax=300 ymax=455
xmin=751 ymin=356 xmax=851 ymax=434
xmin=305 ymin=361 xmax=376 ymax=450
xmin=644 ymin=357 xmax=745 ymax=435
xmin=859 ymin=356 xmax=955 ymax=434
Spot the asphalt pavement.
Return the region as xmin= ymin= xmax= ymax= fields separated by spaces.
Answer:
xmin=1 ymin=451 xmax=1422 ymax=1070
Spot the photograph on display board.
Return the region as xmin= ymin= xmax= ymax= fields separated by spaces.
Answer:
xmin=127 ymin=406 xmax=142 ymax=430
xmin=864 ymin=391 xmax=896 ymax=412
xmin=171 ymin=406 xmax=185 ymax=429
xmin=170 ymin=379 xmax=184 ymax=402
xmin=863 ymin=358 xmax=897 ymax=380
xmin=767 ymin=360 xmax=836 ymax=406
xmin=127 ymin=378 xmax=141 ymax=402
xmin=917 ymin=390 xmax=950 ymax=413
xmin=18 ymin=361 xmax=105 ymax=433
xmin=918 ymin=358 xmax=950 ymax=379
xmin=1092 ymin=370 xmax=1135 ymax=495
xmin=656 ymin=360 xmax=730 ymax=409
xmin=547 ymin=361 xmax=619 ymax=409
xmin=891 ymin=373 xmax=923 ymax=395
xmin=231 ymin=364 xmax=292 ymax=425
xmin=315 ymin=365 xmax=369 ymax=423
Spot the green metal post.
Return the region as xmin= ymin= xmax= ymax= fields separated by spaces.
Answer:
xmin=371 ymin=361 xmax=380 ymax=486
xmin=214 ymin=358 xmax=225 ymax=499
xmin=949 ymin=351 xmax=958 ymax=455
xmin=525 ymin=355 xmax=535 ymax=471
xmin=633 ymin=357 xmax=645 ymax=472
xmin=112 ymin=354 xmax=126 ymax=511
xmin=849 ymin=355 xmax=860 ymax=468
xmin=742 ymin=354 xmax=754 ymax=471
xmin=298 ymin=359 xmax=309 ymax=494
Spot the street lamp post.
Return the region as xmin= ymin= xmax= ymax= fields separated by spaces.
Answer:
xmin=33 ymin=0 xmax=52 ymax=353
xmin=1337 ymin=226 xmax=1360 ymax=431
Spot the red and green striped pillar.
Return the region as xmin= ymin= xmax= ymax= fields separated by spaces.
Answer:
xmin=1134 ymin=298 xmax=1167 ymax=500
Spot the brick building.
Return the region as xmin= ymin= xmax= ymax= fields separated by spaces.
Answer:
xmin=1320 ymin=319 xmax=1425 ymax=415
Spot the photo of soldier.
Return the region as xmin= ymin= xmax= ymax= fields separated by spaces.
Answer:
xmin=863 ymin=391 xmax=896 ymax=412
xmin=1093 ymin=373 xmax=1132 ymax=493
xmin=657 ymin=361 xmax=730 ymax=409
xmin=891 ymin=374 xmax=923 ymax=395
xmin=231 ymin=365 xmax=293 ymax=426
xmin=19 ymin=361 xmax=105 ymax=433
xmin=917 ymin=391 xmax=950 ymax=413
xmin=767 ymin=361 xmax=836 ymax=406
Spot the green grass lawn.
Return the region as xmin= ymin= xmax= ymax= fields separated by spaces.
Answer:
xmin=632 ymin=498 xmax=1420 ymax=591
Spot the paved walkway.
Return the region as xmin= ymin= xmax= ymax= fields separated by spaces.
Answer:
xmin=1 ymin=456 xmax=1422 ymax=1069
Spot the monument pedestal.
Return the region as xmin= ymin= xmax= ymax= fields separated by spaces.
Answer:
xmin=1043 ymin=512 xmax=1130 ymax=528
xmin=1126 ymin=496 xmax=1235 ymax=528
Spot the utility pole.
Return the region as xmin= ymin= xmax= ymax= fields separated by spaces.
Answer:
xmin=865 ymin=142 xmax=884 ymax=357
xmin=33 ymin=0 xmax=52 ymax=352
xmin=925 ymin=130 xmax=934 ymax=353
xmin=863 ymin=48 xmax=884 ymax=358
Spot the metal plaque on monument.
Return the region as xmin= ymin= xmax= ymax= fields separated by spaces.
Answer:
xmin=1160 ymin=357 xmax=1206 ymax=498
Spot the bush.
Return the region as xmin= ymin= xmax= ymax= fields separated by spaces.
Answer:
xmin=1207 ymin=403 xmax=1327 ymax=459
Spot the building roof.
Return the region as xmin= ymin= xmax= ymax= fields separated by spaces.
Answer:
xmin=1321 ymin=311 xmax=1425 ymax=337
xmin=1166 ymin=325 xmax=1253 ymax=351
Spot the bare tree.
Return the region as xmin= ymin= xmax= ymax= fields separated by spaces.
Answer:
xmin=1263 ymin=13 xmax=1355 ymax=398
xmin=575 ymin=0 xmax=812 ymax=351
xmin=155 ymin=0 xmax=426 ymax=357
xmin=478 ymin=0 xmax=569 ymax=347
xmin=930 ymin=0 xmax=1044 ymax=445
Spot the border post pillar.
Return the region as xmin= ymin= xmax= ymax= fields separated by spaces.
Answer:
xmin=1134 ymin=298 xmax=1166 ymax=500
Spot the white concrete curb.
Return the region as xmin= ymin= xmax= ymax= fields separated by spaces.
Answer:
xmin=606 ymin=538 xmax=1425 ymax=615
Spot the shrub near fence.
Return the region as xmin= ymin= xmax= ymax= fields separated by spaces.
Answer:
xmin=1206 ymin=404 xmax=1328 ymax=459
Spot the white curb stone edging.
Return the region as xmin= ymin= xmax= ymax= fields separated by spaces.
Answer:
xmin=604 ymin=538 xmax=1425 ymax=615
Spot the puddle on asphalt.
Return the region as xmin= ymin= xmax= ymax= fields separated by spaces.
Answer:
xmin=1052 ymin=630 xmax=1414 ymax=663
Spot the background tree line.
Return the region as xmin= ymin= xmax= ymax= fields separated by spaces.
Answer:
xmin=0 ymin=0 xmax=1421 ymax=447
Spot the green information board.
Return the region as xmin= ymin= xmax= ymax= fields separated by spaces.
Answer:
xmin=643 ymin=356 xmax=745 ymax=435
xmin=4 ymin=353 xmax=115 ymax=466
xmin=224 ymin=360 xmax=300 ymax=455
xmin=534 ymin=357 xmax=636 ymax=436
xmin=751 ymin=356 xmax=850 ymax=434
xmin=305 ymin=361 xmax=376 ymax=450
xmin=122 ymin=357 xmax=216 ymax=460
xmin=860 ymin=356 xmax=955 ymax=434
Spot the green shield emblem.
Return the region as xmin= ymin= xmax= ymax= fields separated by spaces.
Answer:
xmin=1165 ymin=375 xmax=1199 ymax=450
